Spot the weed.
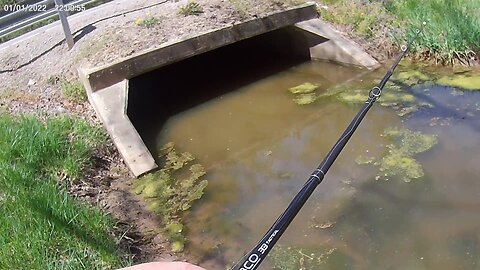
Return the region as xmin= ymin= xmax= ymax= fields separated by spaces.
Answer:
xmin=47 ymin=74 xmax=61 ymax=85
xmin=135 ymin=16 xmax=160 ymax=28
xmin=0 ymin=114 xmax=125 ymax=269
xmin=61 ymin=79 xmax=87 ymax=103
xmin=228 ymin=0 xmax=250 ymax=17
xmin=178 ymin=1 xmax=204 ymax=16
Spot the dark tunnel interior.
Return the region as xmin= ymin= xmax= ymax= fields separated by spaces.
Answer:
xmin=127 ymin=26 xmax=319 ymax=160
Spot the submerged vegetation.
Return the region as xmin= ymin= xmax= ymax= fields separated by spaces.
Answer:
xmin=393 ymin=70 xmax=430 ymax=86
xmin=288 ymin=82 xmax=320 ymax=105
xmin=437 ymin=74 xmax=480 ymax=90
xmin=335 ymin=80 xmax=432 ymax=117
xmin=0 ymin=114 xmax=126 ymax=269
xmin=356 ymin=127 xmax=438 ymax=182
xmin=288 ymin=82 xmax=319 ymax=94
xmin=321 ymin=0 xmax=480 ymax=65
xmin=270 ymin=245 xmax=340 ymax=269
xmin=132 ymin=143 xmax=208 ymax=252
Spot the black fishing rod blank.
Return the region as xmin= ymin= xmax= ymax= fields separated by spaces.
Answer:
xmin=230 ymin=34 xmax=418 ymax=270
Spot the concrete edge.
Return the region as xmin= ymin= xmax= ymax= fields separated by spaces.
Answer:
xmin=94 ymin=80 xmax=157 ymax=177
xmin=295 ymin=19 xmax=380 ymax=70
xmin=78 ymin=69 xmax=158 ymax=176
xmin=83 ymin=3 xmax=319 ymax=91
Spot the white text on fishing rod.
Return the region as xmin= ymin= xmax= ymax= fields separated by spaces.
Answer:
xmin=240 ymin=230 xmax=279 ymax=270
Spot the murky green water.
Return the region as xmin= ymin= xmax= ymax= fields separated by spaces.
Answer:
xmin=154 ymin=61 xmax=480 ymax=270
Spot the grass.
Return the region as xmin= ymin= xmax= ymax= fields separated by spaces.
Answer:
xmin=321 ymin=0 xmax=393 ymax=38
xmin=321 ymin=0 xmax=480 ymax=65
xmin=47 ymin=75 xmax=61 ymax=85
xmin=0 ymin=17 xmax=56 ymax=44
xmin=178 ymin=1 xmax=204 ymax=16
xmin=388 ymin=0 xmax=480 ymax=64
xmin=135 ymin=15 xmax=160 ymax=28
xmin=0 ymin=114 xmax=127 ymax=269
xmin=0 ymin=0 xmax=17 ymax=6
xmin=61 ymin=79 xmax=87 ymax=103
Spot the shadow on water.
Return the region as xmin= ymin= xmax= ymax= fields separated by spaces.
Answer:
xmin=393 ymin=79 xmax=480 ymax=133
xmin=127 ymin=27 xmax=313 ymax=160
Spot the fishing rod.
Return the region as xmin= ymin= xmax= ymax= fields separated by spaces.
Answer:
xmin=230 ymin=30 xmax=421 ymax=270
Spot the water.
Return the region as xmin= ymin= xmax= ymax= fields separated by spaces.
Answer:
xmin=153 ymin=61 xmax=480 ymax=269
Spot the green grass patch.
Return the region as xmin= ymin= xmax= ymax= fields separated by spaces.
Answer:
xmin=0 ymin=0 xmax=17 ymax=7
xmin=389 ymin=0 xmax=480 ymax=64
xmin=178 ymin=1 xmax=204 ymax=16
xmin=135 ymin=15 xmax=160 ymax=28
xmin=61 ymin=79 xmax=87 ymax=103
xmin=0 ymin=17 xmax=56 ymax=44
xmin=321 ymin=0 xmax=480 ymax=65
xmin=321 ymin=0 xmax=392 ymax=38
xmin=0 ymin=114 xmax=127 ymax=269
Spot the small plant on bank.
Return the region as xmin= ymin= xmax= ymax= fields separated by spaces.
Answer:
xmin=61 ymin=79 xmax=87 ymax=103
xmin=135 ymin=15 xmax=160 ymax=28
xmin=47 ymin=74 xmax=61 ymax=85
xmin=178 ymin=1 xmax=204 ymax=16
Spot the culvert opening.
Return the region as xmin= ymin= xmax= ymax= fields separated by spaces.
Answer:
xmin=127 ymin=26 xmax=317 ymax=160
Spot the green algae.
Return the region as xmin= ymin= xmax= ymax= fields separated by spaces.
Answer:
xmin=288 ymin=82 xmax=319 ymax=94
xmin=336 ymin=88 xmax=415 ymax=105
xmin=279 ymin=172 xmax=294 ymax=179
xmin=336 ymin=89 xmax=368 ymax=104
xmin=293 ymin=93 xmax=317 ymax=105
xmin=383 ymin=127 xmax=438 ymax=155
xmin=288 ymin=82 xmax=320 ymax=105
xmin=171 ymin=241 xmax=185 ymax=253
xmin=380 ymin=147 xmax=424 ymax=182
xmin=437 ymin=75 xmax=480 ymax=90
xmin=394 ymin=70 xmax=430 ymax=86
xmin=378 ymin=127 xmax=437 ymax=182
xmin=355 ymin=155 xmax=375 ymax=165
xmin=356 ymin=127 xmax=437 ymax=182
xmin=132 ymin=143 xmax=208 ymax=252
xmin=397 ymin=105 xmax=419 ymax=117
